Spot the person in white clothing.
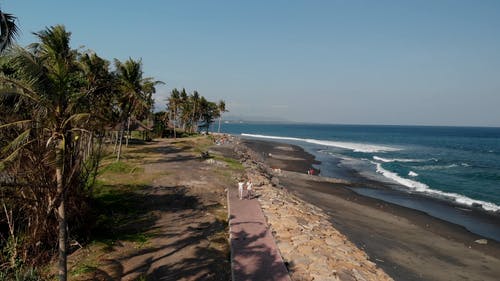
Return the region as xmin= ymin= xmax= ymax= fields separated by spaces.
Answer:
xmin=246 ymin=180 xmax=253 ymax=199
xmin=238 ymin=180 xmax=245 ymax=200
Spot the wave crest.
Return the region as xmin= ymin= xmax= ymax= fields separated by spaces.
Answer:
xmin=374 ymin=162 xmax=500 ymax=212
xmin=241 ymin=133 xmax=400 ymax=153
xmin=373 ymin=156 xmax=424 ymax=163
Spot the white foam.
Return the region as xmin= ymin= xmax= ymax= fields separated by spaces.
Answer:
xmin=373 ymin=162 xmax=500 ymax=212
xmin=408 ymin=171 xmax=419 ymax=177
xmin=241 ymin=133 xmax=400 ymax=153
xmin=415 ymin=164 xmax=458 ymax=171
xmin=373 ymin=156 xmax=424 ymax=163
xmin=374 ymin=162 xmax=429 ymax=191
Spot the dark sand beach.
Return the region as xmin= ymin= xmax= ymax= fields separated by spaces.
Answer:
xmin=242 ymin=139 xmax=500 ymax=281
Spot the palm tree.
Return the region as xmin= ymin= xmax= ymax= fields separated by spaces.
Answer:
xmin=167 ymin=88 xmax=180 ymax=139
xmin=190 ymin=91 xmax=200 ymax=133
xmin=114 ymin=58 xmax=162 ymax=160
xmin=179 ymin=88 xmax=192 ymax=131
xmin=199 ymin=97 xmax=219 ymax=134
xmin=217 ymin=100 xmax=227 ymax=133
xmin=0 ymin=10 xmax=19 ymax=52
xmin=0 ymin=25 xmax=90 ymax=281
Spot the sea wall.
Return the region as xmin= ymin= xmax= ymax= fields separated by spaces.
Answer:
xmin=233 ymin=141 xmax=393 ymax=281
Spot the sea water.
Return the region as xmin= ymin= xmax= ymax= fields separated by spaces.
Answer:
xmin=221 ymin=123 xmax=500 ymax=214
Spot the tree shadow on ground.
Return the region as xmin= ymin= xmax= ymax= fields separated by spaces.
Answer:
xmin=230 ymin=228 xmax=290 ymax=281
xmin=120 ymin=219 xmax=230 ymax=281
xmin=79 ymin=184 xmax=230 ymax=280
xmin=125 ymin=144 xmax=207 ymax=165
xmin=88 ymin=184 xmax=198 ymax=248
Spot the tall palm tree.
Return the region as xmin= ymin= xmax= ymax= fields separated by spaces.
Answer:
xmin=114 ymin=58 xmax=162 ymax=160
xmin=0 ymin=10 xmax=19 ymax=52
xmin=167 ymin=88 xmax=180 ymax=139
xmin=190 ymin=91 xmax=200 ymax=133
xmin=0 ymin=25 xmax=90 ymax=281
xmin=199 ymin=97 xmax=219 ymax=134
xmin=179 ymin=88 xmax=189 ymax=131
xmin=217 ymin=100 xmax=227 ymax=133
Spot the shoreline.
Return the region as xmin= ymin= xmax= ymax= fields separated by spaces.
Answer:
xmin=236 ymin=137 xmax=500 ymax=281
xmin=246 ymin=137 xmax=500 ymax=241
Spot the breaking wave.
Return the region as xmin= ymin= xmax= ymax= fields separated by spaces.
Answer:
xmin=408 ymin=171 xmax=419 ymax=177
xmin=374 ymin=162 xmax=500 ymax=212
xmin=241 ymin=133 xmax=400 ymax=153
xmin=373 ymin=156 xmax=424 ymax=163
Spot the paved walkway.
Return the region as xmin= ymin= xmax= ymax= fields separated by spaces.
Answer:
xmin=228 ymin=186 xmax=291 ymax=281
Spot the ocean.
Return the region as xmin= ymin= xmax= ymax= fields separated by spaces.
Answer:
xmin=221 ymin=123 xmax=500 ymax=240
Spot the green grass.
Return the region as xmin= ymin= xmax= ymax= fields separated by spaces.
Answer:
xmin=215 ymin=156 xmax=244 ymax=170
xmin=71 ymin=263 xmax=98 ymax=277
xmin=100 ymin=161 xmax=142 ymax=174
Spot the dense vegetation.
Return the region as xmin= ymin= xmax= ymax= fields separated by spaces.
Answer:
xmin=163 ymin=88 xmax=227 ymax=137
xmin=0 ymin=15 xmax=227 ymax=281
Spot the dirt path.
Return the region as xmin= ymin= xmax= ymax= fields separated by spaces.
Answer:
xmin=69 ymin=138 xmax=238 ymax=280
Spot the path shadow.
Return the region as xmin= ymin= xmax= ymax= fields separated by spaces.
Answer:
xmin=82 ymin=184 xmax=230 ymax=280
xmin=88 ymin=184 xmax=200 ymax=249
xmin=231 ymin=228 xmax=290 ymax=281
xmin=121 ymin=218 xmax=230 ymax=281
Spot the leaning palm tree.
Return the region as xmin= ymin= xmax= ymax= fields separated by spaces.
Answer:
xmin=0 ymin=10 xmax=19 ymax=52
xmin=0 ymin=25 xmax=90 ymax=281
xmin=217 ymin=100 xmax=227 ymax=133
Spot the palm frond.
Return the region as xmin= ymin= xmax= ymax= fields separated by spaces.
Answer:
xmin=0 ymin=138 xmax=36 ymax=171
xmin=0 ymin=11 xmax=19 ymax=52
xmin=0 ymin=119 xmax=32 ymax=130
xmin=62 ymin=113 xmax=90 ymax=128
xmin=0 ymin=74 xmax=42 ymax=103
xmin=1 ymin=128 xmax=31 ymax=156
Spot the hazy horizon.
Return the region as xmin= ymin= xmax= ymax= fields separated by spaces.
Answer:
xmin=6 ymin=1 xmax=500 ymax=127
xmin=221 ymin=114 xmax=500 ymax=128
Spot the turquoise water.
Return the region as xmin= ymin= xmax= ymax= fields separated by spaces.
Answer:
xmin=222 ymin=123 xmax=500 ymax=213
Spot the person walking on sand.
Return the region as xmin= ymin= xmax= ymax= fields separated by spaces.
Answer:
xmin=246 ymin=179 xmax=253 ymax=199
xmin=238 ymin=179 xmax=245 ymax=200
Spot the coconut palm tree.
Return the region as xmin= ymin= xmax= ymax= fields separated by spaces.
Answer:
xmin=0 ymin=10 xmax=19 ymax=52
xmin=190 ymin=91 xmax=200 ymax=133
xmin=114 ymin=58 xmax=162 ymax=160
xmin=0 ymin=25 xmax=91 ymax=281
xmin=167 ymin=88 xmax=180 ymax=139
xmin=198 ymin=97 xmax=219 ymax=134
xmin=217 ymin=100 xmax=227 ymax=133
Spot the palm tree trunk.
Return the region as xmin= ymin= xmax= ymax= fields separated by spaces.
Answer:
xmin=57 ymin=193 xmax=67 ymax=281
xmin=55 ymin=145 xmax=67 ymax=281
xmin=218 ymin=116 xmax=222 ymax=133
xmin=116 ymin=122 xmax=125 ymax=162
xmin=126 ymin=116 xmax=130 ymax=147
xmin=191 ymin=104 xmax=196 ymax=133
xmin=113 ymin=130 xmax=119 ymax=154
xmin=173 ymin=107 xmax=177 ymax=139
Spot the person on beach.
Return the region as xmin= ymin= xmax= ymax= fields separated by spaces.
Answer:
xmin=238 ymin=179 xmax=245 ymax=200
xmin=246 ymin=179 xmax=253 ymax=199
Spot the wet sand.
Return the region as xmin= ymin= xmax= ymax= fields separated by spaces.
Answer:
xmin=241 ymin=139 xmax=500 ymax=281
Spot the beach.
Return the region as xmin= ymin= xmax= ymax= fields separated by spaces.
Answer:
xmin=237 ymin=138 xmax=500 ymax=281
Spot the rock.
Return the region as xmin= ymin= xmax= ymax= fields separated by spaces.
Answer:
xmin=351 ymin=269 xmax=368 ymax=281
xmin=475 ymin=239 xmax=488 ymax=245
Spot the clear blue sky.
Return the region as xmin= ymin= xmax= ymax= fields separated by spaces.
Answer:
xmin=3 ymin=0 xmax=500 ymax=126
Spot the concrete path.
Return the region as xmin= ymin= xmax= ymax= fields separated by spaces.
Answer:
xmin=228 ymin=186 xmax=291 ymax=281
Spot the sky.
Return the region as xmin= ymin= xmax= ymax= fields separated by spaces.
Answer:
xmin=3 ymin=0 xmax=500 ymax=126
